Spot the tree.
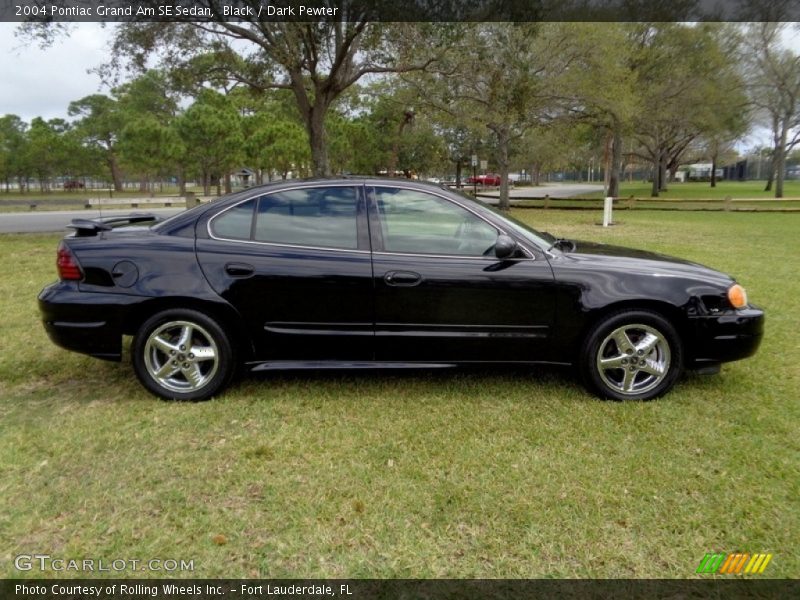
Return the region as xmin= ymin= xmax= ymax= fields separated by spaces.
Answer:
xmin=626 ymin=24 xmax=744 ymax=197
xmin=24 ymin=118 xmax=78 ymax=192
xmin=438 ymin=124 xmax=486 ymax=186
xmin=68 ymin=94 xmax=125 ymax=192
xmin=327 ymin=114 xmax=378 ymax=175
xmin=119 ymin=116 xmax=184 ymax=193
xmin=408 ymin=23 xmax=573 ymax=210
xmin=0 ymin=115 xmax=29 ymax=192
xmin=346 ymin=83 xmax=448 ymax=178
xmin=739 ymin=22 xmax=800 ymax=198
xmin=176 ymin=89 xmax=243 ymax=196
xmin=115 ymin=71 xmax=183 ymax=192
xmin=551 ymin=23 xmax=638 ymax=198
xmin=515 ymin=125 xmax=572 ymax=186
xmin=236 ymin=90 xmax=311 ymax=181
xmin=104 ymin=12 xmax=442 ymax=176
xmin=247 ymin=117 xmax=310 ymax=180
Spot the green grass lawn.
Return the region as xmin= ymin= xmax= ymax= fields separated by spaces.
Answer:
xmin=0 ymin=211 xmax=798 ymax=579
xmin=585 ymin=179 xmax=800 ymax=200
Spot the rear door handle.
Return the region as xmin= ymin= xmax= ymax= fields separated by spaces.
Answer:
xmin=225 ymin=262 xmax=255 ymax=277
xmin=384 ymin=270 xmax=422 ymax=287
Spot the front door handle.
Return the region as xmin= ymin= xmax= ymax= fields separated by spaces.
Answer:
xmin=225 ymin=262 xmax=255 ymax=277
xmin=384 ymin=270 xmax=422 ymax=287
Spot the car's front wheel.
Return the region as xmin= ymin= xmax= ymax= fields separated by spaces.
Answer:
xmin=132 ymin=309 xmax=234 ymax=401
xmin=580 ymin=310 xmax=683 ymax=401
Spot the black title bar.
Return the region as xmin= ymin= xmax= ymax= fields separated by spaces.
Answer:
xmin=3 ymin=0 xmax=800 ymax=22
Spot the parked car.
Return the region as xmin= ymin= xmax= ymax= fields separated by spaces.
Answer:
xmin=39 ymin=178 xmax=763 ymax=401
xmin=63 ymin=180 xmax=85 ymax=190
xmin=466 ymin=173 xmax=502 ymax=186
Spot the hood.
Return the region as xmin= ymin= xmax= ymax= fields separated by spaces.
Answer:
xmin=555 ymin=240 xmax=735 ymax=287
xmin=571 ymin=240 xmax=700 ymax=265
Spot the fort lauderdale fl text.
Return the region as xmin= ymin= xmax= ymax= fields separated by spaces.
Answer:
xmin=18 ymin=3 xmax=340 ymax=17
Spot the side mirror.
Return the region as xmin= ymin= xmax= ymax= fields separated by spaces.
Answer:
xmin=494 ymin=234 xmax=518 ymax=259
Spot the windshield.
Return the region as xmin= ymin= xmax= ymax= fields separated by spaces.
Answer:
xmin=446 ymin=186 xmax=556 ymax=249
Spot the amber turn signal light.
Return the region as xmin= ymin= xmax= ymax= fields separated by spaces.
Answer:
xmin=727 ymin=284 xmax=748 ymax=309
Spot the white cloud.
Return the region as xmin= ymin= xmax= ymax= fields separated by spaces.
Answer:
xmin=0 ymin=23 xmax=113 ymax=122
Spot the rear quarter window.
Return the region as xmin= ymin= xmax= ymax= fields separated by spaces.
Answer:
xmin=210 ymin=199 xmax=256 ymax=240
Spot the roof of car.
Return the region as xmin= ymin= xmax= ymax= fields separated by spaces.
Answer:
xmin=153 ymin=176 xmax=456 ymax=235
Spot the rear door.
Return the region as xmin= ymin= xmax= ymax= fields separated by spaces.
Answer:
xmin=195 ymin=183 xmax=374 ymax=361
xmin=367 ymin=185 xmax=556 ymax=362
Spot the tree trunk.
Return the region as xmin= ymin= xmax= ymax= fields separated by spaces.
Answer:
xmin=455 ymin=161 xmax=462 ymax=187
xmin=764 ymin=161 xmax=774 ymax=191
xmin=177 ymin=170 xmax=187 ymax=196
xmin=764 ymin=114 xmax=779 ymax=192
xmin=224 ymin=172 xmax=232 ymax=194
xmin=307 ymin=103 xmax=330 ymax=177
xmin=108 ymin=153 xmax=123 ymax=192
xmin=710 ymin=153 xmax=717 ymax=188
xmin=496 ymin=129 xmax=511 ymax=212
xmin=607 ymin=128 xmax=622 ymax=198
xmin=203 ymin=172 xmax=210 ymax=197
xmin=775 ymin=123 xmax=788 ymax=199
xmin=658 ymin=156 xmax=668 ymax=192
xmin=650 ymin=150 xmax=660 ymax=198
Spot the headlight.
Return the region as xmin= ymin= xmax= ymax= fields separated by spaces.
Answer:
xmin=727 ymin=284 xmax=748 ymax=309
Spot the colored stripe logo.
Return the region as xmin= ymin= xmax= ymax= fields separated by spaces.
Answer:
xmin=696 ymin=553 xmax=772 ymax=574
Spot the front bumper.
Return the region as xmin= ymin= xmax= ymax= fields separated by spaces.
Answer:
xmin=688 ymin=306 xmax=764 ymax=366
xmin=38 ymin=282 xmax=136 ymax=361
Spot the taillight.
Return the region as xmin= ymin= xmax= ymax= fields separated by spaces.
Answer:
xmin=56 ymin=242 xmax=82 ymax=281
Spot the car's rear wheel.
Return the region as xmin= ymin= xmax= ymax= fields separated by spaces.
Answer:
xmin=580 ymin=310 xmax=683 ymax=401
xmin=132 ymin=309 xmax=234 ymax=401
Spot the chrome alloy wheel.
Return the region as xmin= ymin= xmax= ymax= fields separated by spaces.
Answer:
xmin=596 ymin=323 xmax=671 ymax=396
xmin=143 ymin=320 xmax=219 ymax=393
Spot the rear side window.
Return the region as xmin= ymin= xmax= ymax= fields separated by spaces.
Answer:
xmin=210 ymin=187 xmax=359 ymax=250
xmin=254 ymin=187 xmax=358 ymax=249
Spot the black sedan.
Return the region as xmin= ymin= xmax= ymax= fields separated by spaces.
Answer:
xmin=39 ymin=178 xmax=764 ymax=401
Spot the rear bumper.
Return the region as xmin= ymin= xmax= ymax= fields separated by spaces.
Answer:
xmin=38 ymin=282 xmax=131 ymax=361
xmin=688 ymin=306 xmax=764 ymax=366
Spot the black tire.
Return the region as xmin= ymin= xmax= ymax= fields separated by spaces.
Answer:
xmin=132 ymin=309 xmax=234 ymax=401
xmin=579 ymin=309 xmax=683 ymax=401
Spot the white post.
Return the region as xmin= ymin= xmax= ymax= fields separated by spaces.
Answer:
xmin=603 ymin=196 xmax=613 ymax=227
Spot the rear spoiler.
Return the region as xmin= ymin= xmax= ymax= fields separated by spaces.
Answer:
xmin=67 ymin=213 xmax=159 ymax=237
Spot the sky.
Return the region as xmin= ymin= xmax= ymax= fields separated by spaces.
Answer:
xmin=1 ymin=22 xmax=799 ymax=148
xmin=0 ymin=22 xmax=112 ymax=122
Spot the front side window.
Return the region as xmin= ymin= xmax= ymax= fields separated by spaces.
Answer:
xmin=211 ymin=186 xmax=359 ymax=250
xmin=373 ymin=187 xmax=498 ymax=256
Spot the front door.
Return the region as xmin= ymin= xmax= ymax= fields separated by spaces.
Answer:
xmin=367 ymin=185 xmax=556 ymax=362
